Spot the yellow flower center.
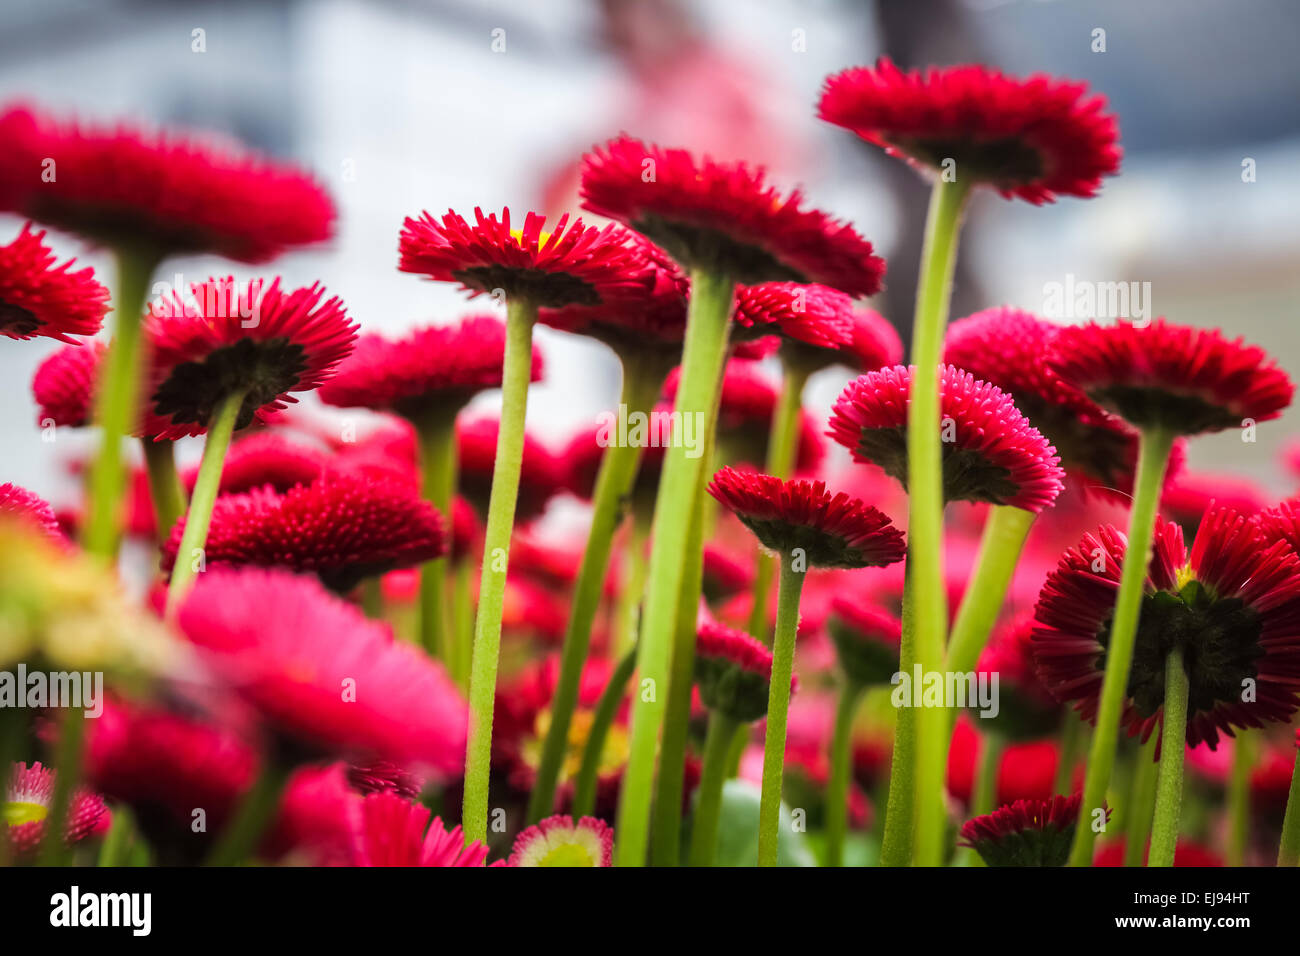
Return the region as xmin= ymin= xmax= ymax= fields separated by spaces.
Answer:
xmin=3 ymin=801 xmax=48 ymax=827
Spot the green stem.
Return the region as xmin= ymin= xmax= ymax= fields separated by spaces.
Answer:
xmin=615 ymin=268 xmax=733 ymax=867
xmin=1226 ymin=730 xmax=1254 ymax=866
xmin=1277 ymin=744 xmax=1300 ymax=866
xmin=1124 ymin=734 xmax=1159 ymax=866
xmin=1147 ymin=647 xmax=1189 ymax=867
xmin=203 ymin=760 xmax=293 ymax=866
xmin=84 ymin=246 xmax=162 ymax=559
xmin=961 ymin=732 xmax=1004 ymax=867
xmin=97 ymin=805 xmax=137 ymax=867
xmin=908 ymin=177 xmax=970 ymax=868
xmin=686 ymin=710 xmax=740 ymax=867
xmin=612 ymin=508 xmax=652 ymax=659
xmin=1067 ymin=426 xmax=1175 ymax=866
xmin=758 ymin=553 xmax=805 ymax=866
xmin=746 ymin=360 xmax=809 ymax=641
xmin=141 ymin=438 xmax=187 ymax=546
xmin=413 ymin=406 xmax=459 ymax=658
xmin=37 ymin=707 xmax=86 ymax=866
xmin=572 ymin=644 xmax=639 ymax=819
xmin=528 ymin=356 xmax=659 ymax=824
xmin=1053 ymin=712 xmax=1087 ymax=794
xmin=165 ymin=388 xmax=248 ymax=618
xmin=461 ymin=296 xmax=538 ymax=846
xmin=360 ymin=576 xmax=383 ymax=619
xmin=825 ymin=679 xmax=863 ymax=867
xmin=880 ymin=564 xmax=918 ymax=866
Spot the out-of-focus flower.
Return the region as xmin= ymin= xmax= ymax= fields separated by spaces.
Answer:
xmin=507 ymin=814 xmax=613 ymax=867
xmin=0 ymin=223 xmax=108 ymax=342
xmin=3 ymin=761 xmax=110 ymax=856
xmin=350 ymin=791 xmax=491 ymax=866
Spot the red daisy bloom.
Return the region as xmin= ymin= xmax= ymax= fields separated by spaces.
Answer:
xmin=580 ymin=135 xmax=885 ymax=295
xmin=948 ymin=717 xmax=1060 ymax=807
xmin=702 ymin=544 xmax=754 ymax=602
xmin=1032 ymin=509 xmax=1300 ymax=749
xmin=958 ymin=794 xmax=1101 ymax=867
xmin=160 ymin=474 xmax=446 ymax=592
xmin=261 ymin=763 xmax=360 ymax=866
xmin=829 ymin=364 xmax=1066 ymax=512
xmin=694 ymin=620 xmax=795 ymax=723
xmin=177 ymin=567 xmax=467 ymax=771
xmin=507 ymin=814 xmax=613 ymax=867
xmin=4 ymin=761 xmax=110 ymax=856
xmin=456 ymin=416 xmax=565 ymax=522
xmin=346 ymin=760 xmax=423 ymax=799
xmin=1047 ymin=319 xmax=1293 ymax=435
xmin=0 ymin=104 xmax=334 ymax=262
xmin=975 ymin=614 xmax=1063 ymax=741
xmin=350 ymin=792 xmax=491 ymax=867
xmin=0 ymin=481 xmax=62 ymax=541
xmin=142 ymin=276 xmax=357 ymax=440
xmin=733 ymin=281 xmax=855 ymax=352
xmin=1258 ymin=497 xmax=1300 ymax=553
xmin=707 ymin=465 xmax=906 ymax=569
xmin=818 ymin=59 xmax=1121 ymax=204
xmin=944 ymin=306 xmax=1140 ymax=492
xmin=196 ymin=431 xmax=329 ymax=495
xmin=317 ymin=314 xmax=544 ymax=416
xmin=31 ymin=340 xmax=103 ymax=428
xmin=399 ymin=207 xmax=645 ymax=308
xmin=827 ymin=595 xmax=903 ymax=687
xmin=845 ymin=308 xmax=904 ymax=372
xmin=0 ymin=223 xmax=109 ymax=342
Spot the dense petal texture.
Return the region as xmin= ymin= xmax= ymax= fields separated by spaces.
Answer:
xmin=31 ymin=340 xmax=103 ymax=428
xmin=733 ymin=281 xmax=855 ymax=351
xmin=1048 ymin=319 xmax=1293 ymax=435
xmin=580 ymin=135 xmax=885 ymax=295
xmin=0 ymin=481 xmax=61 ymax=540
xmin=0 ymin=104 xmax=334 ymax=262
xmin=959 ymin=795 xmax=1097 ymax=866
xmin=4 ymin=761 xmax=109 ymax=856
xmin=350 ymin=792 xmax=490 ymax=867
xmin=0 ymin=223 xmax=109 ymax=342
xmin=819 ymin=59 xmax=1121 ymax=204
xmin=828 ymin=364 xmax=1066 ymax=512
xmin=694 ymin=620 xmax=792 ymax=723
xmin=707 ymin=465 xmax=906 ymax=569
xmin=507 ymin=814 xmax=613 ymax=867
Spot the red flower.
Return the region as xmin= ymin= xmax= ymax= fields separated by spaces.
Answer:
xmin=958 ymin=794 xmax=1097 ymax=866
xmin=399 ymin=207 xmax=645 ymax=308
xmin=948 ymin=717 xmax=1059 ymax=806
xmin=3 ymin=761 xmax=109 ymax=856
xmin=160 ymin=474 xmax=446 ymax=593
xmin=1032 ymin=509 xmax=1300 ymax=749
xmin=1093 ymin=840 xmax=1222 ymax=867
xmin=694 ymin=620 xmax=794 ymax=723
xmin=818 ymin=59 xmax=1121 ymax=204
xmin=707 ymin=465 xmax=906 ymax=569
xmin=580 ymin=135 xmax=885 ymax=295
xmin=733 ymin=282 xmax=855 ymax=351
xmin=845 ymin=308 xmax=904 ymax=372
xmin=828 ymin=364 xmax=1066 ymax=513
xmin=827 ymin=596 xmax=902 ymax=687
xmin=1048 ymin=319 xmax=1293 ymax=435
xmin=944 ymin=306 xmax=1139 ymax=492
xmin=508 ymin=814 xmax=613 ymax=867
xmin=457 ymin=416 xmax=565 ymax=522
xmin=702 ymin=544 xmax=754 ymax=602
xmin=196 ymin=432 xmax=329 ymax=495
xmin=318 ymin=314 xmax=544 ymax=416
xmin=177 ymin=567 xmax=467 ymax=772
xmin=0 ymin=482 xmax=61 ymax=541
xmin=0 ymin=223 xmax=108 ymax=342
xmin=31 ymin=340 xmax=103 ymax=428
xmin=350 ymin=792 xmax=491 ymax=867
xmin=143 ymin=277 xmax=358 ymax=440
xmin=0 ymin=105 xmax=334 ymax=262
xmin=1162 ymin=470 xmax=1270 ymax=536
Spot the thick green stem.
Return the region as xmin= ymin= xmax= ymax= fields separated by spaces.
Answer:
xmin=450 ymin=556 xmax=475 ymax=689
xmin=909 ymin=177 xmax=970 ymax=867
xmin=37 ymin=707 xmax=86 ymax=866
xmin=165 ymin=388 xmax=247 ymax=618
xmin=686 ymin=710 xmax=740 ymax=867
xmin=1124 ymin=735 xmax=1159 ymax=866
xmin=880 ymin=564 xmax=918 ymax=866
xmin=572 ymin=644 xmax=639 ymax=819
xmin=612 ymin=509 xmax=652 ymax=658
xmin=945 ymin=506 xmax=1035 ymax=682
xmin=84 ymin=247 xmax=162 ymax=559
xmin=746 ymin=360 xmax=810 ymax=641
xmin=461 ymin=296 xmax=538 ymax=846
xmin=1277 ymin=745 xmax=1300 ymax=866
xmin=97 ymin=805 xmax=137 ymax=867
xmin=1067 ymin=426 xmax=1175 ymax=866
xmin=1226 ymin=731 xmax=1254 ymax=866
xmin=203 ymin=760 xmax=292 ymax=866
xmin=1054 ymin=712 xmax=1087 ymax=794
xmin=413 ymin=406 xmax=459 ymax=659
xmin=528 ymin=356 xmax=659 ymax=824
xmin=961 ymin=732 xmax=1004 ymax=867
xmin=1147 ymin=647 xmax=1189 ymax=867
xmin=615 ymin=268 xmax=733 ymax=867
xmin=758 ymin=553 xmax=805 ymax=866
xmin=825 ymin=679 xmax=863 ymax=867
xmin=141 ymin=438 xmax=187 ymax=546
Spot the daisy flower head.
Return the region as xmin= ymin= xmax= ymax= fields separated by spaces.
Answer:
xmin=707 ymin=465 xmax=906 ymax=569
xmin=827 ymin=596 xmax=903 ymax=687
xmin=507 ymin=814 xmax=613 ymax=867
xmin=0 ymin=222 xmax=109 ymax=342
xmin=819 ymin=59 xmax=1121 ymax=204
xmin=31 ymin=340 xmax=104 ymax=428
xmin=351 ymin=792 xmax=490 ymax=867
xmin=4 ymin=761 xmax=110 ymax=856
xmin=827 ymin=364 xmax=1066 ymax=513
xmin=580 ymin=135 xmax=885 ymax=295
xmin=959 ymin=795 xmax=1102 ymax=866
xmin=694 ymin=620 xmax=794 ymax=723
xmin=0 ymin=482 xmax=61 ymax=541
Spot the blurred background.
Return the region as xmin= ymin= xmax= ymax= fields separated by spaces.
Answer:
xmin=3 ymin=0 xmax=1299 ymax=516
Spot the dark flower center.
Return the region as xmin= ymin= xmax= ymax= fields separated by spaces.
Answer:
xmin=152 ymin=337 xmax=307 ymax=431
xmin=1089 ymin=385 xmax=1239 ymax=434
xmin=452 ymin=266 xmax=600 ymax=309
xmin=1016 ymin=396 xmax=1134 ymax=488
xmin=1097 ymin=579 xmax=1263 ymax=718
xmin=0 ymin=300 xmax=41 ymax=336
xmin=634 ymin=215 xmax=809 ymax=286
xmin=968 ymin=820 xmax=1076 ymax=867
xmin=854 ymin=426 xmax=1022 ymax=505
xmin=695 ymin=654 xmax=770 ymax=724
xmin=889 ymin=136 xmax=1046 ymax=186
